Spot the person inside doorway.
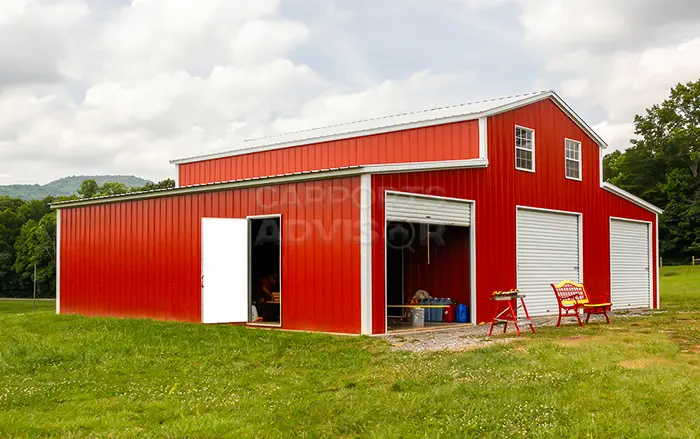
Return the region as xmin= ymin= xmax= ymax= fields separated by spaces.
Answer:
xmin=254 ymin=273 xmax=279 ymax=322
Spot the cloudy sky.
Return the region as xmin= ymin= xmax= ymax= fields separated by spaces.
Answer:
xmin=1 ymin=0 xmax=700 ymax=185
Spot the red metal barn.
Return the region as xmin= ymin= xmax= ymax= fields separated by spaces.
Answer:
xmin=53 ymin=91 xmax=662 ymax=335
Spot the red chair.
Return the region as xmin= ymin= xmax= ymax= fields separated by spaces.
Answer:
xmin=550 ymin=280 xmax=612 ymax=327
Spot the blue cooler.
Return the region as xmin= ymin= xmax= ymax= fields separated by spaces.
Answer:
xmin=456 ymin=304 xmax=469 ymax=323
xmin=419 ymin=298 xmax=432 ymax=321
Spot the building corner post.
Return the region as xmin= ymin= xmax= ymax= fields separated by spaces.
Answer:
xmin=360 ymin=174 xmax=373 ymax=335
xmin=55 ymin=209 xmax=61 ymax=315
xmin=478 ymin=117 xmax=489 ymax=160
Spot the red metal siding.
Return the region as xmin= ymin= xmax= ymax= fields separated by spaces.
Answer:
xmin=371 ymin=99 xmax=658 ymax=333
xmin=60 ymin=177 xmax=362 ymax=333
xmin=178 ymin=120 xmax=480 ymax=186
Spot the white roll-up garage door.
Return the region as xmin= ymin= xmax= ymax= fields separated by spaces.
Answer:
xmin=385 ymin=192 xmax=472 ymax=226
xmin=517 ymin=208 xmax=581 ymax=316
xmin=610 ymin=219 xmax=651 ymax=309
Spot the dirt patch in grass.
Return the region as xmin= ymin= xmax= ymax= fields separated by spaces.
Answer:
xmin=555 ymin=335 xmax=598 ymax=347
xmin=619 ymin=357 xmax=675 ymax=369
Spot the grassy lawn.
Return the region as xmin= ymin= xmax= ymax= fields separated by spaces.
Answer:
xmin=0 ymin=267 xmax=699 ymax=438
xmin=0 ymin=299 xmax=55 ymax=314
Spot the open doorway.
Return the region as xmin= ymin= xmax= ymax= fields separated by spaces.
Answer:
xmin=386 ymin=221 xmax=471 ymax=331
xmin=248 ymin=215 xmax=281 ymax=326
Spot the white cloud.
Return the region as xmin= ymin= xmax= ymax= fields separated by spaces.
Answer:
xmin=266 ymin=70 xmax=478 ymax=136
xmin=550 ymin=38 xmax=700 ymax=149
xmin=518 ymin=0 xmax=700 ymax=49
xmin=2 ymin=0 xmax=700 ymax=185
xmin=516 ymin=0 xmax=700 ymax=151
xmin=519 ymin=2 xmax=629 ymax=46
xmin=231 ymin=20 xmax=310 ymax=65
xmin=0 ymin=0 xmax=89 ymax=86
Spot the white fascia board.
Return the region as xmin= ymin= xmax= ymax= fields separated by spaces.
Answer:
xmin=51 ymin=159 xmax=490 ymax=209
xmin=50 ymin=167 xmax=365 ymax=209
xmin=365 ymin=158 xmax=488 ymax=174
xmin=546 ymin=91 xmax=609 ymax=149
xmin=602 ymin=182 xmax=663 ymax=215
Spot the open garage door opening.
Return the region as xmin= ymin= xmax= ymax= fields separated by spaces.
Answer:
xmin=249 ymin=216 xmax=282 ymax=327
xmin=384 ymin=192 xmax=474 ymax=332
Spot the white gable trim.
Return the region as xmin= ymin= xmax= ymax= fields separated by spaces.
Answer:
xmin=602 ymin=182 xmax=663 ymax=215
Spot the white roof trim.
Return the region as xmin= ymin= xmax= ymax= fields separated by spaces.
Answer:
xmin=170 ymin=90 xmax=608 ymax=165
xmin=602 ymin=182 xmax=663 ymax=215
xmin=51 ymin=158 xmax=489 ymax=209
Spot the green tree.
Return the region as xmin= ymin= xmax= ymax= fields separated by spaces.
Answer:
xmin=133 ymin=179 xmax=176 ymax=192
xmin=96 ymin=181 xmax=129 ymax=197
xmin=78 ymin=179 xmax=100 ymax=198
xmin=13 ymin=212 xmax=56 ymax=298
xmin=604 ymin=79 xmax=700 ymax=259
xmin=0 ymin=197 xmax=26 ymax=296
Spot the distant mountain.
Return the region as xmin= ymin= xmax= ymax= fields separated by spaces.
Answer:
xmin=0 ymin=175 xmax=152 ymax=200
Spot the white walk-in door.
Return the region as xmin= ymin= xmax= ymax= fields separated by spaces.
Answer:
xmin=517 ymin=208 xmax=581 ymax=316
xmin=385 ymin=192 xmax=472 ymax=226
xmin=610 ymin=219 xmax=651 ymax=309
xmin=201 ymin=218 xmax=249 ymax=323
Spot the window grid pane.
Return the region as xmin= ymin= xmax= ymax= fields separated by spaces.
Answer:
xmin=516 ymin=127 xmax=534 ymax=170
xmin=565 ymin=140 xmax=581 ymax=179
xmin=516 ymin=127 xmax=534 ymax=151
xmin=566 ymin=159 xmax=580 ymax=179
xmin=516 ymin=149 xmax=532 ymax=170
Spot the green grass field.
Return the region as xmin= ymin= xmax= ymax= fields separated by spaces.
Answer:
xmin=1 ymin=266 xmax=699 ymax=438
xmin=0 ymin=299 xmax=55 ymax=314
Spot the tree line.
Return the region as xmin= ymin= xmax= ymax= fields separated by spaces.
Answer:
xmin=1 ymin=81 xmax=698 ymax=298
xmin=604 ymin=80 xmax=699 ymax=262
xmin=0 ymin=179 xmax=174 ymax=298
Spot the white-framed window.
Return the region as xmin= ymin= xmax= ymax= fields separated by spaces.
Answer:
xmin=515 ymin=126 xmax=535 ymax=172
xmin=565 ymin=139 xmax=582 ymax=180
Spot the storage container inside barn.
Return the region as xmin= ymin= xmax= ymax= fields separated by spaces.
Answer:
xmin=52 ymin=91 xmax=662 ymax=335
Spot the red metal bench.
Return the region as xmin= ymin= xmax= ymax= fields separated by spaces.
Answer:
xmin=550 ymin=280 xmax=612 ymax=327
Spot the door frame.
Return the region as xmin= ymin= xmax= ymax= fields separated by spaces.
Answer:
xmin=609 ymin=216 xmax=653 ymax=309
xmin=247 ymin=214 xmax=283 ymax=327
xmin=383 ymin=190 xmax=477 ymax=331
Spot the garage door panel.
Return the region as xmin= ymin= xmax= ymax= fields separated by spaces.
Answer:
xmin=385 ymin=193 xmax=472 ymax=226
xmin=517 ymin=209 xmax=581 ymax=316
xmin=610 ymin=219 xmax=651 ymax=310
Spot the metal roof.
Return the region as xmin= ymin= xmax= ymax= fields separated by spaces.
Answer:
xmin=170 ymin=90 xmax=608 ymax=165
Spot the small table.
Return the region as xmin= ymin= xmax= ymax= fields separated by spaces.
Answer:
xmin=488 ymin=294 xmax=536 ymax=336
